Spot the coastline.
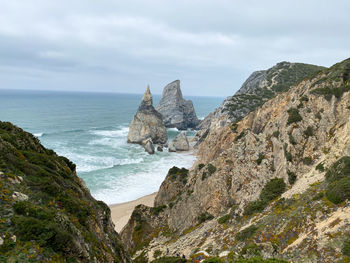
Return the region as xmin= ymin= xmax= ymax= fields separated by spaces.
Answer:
xmin=110 ymin=192 xmax=157 ymax=233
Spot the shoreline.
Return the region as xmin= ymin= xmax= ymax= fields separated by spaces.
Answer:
xmin=109 ymin=192 xmax=157 ymax=233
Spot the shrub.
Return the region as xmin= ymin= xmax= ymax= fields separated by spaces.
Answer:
xmin=235 ymin=225 xmax=259 ymax=241
xmin=168 ymin=166 xmax=188 ymax=184
xmin=233 ymin=257 xmax=288 ymax=263
xmin=311 ymin=84 xmax=350 ymax=101
xmin=272 ymin=131 xmax=280 ymax=138
xmin=302 ymin=157 xmax=313 ymax=165
xmin=342 ymin=240 xmax=350 ymax=257
xmin=283 ymin=144 xmax=293 ymax=162
xmin=303 ymin=126 xmax=314 ymax=137
xmin=325 ymin=156 xmax=350 ymax=183
xmin=326 ymin=177 xmax=350 ymax=204
xmin=203 ymin=258 xmax=224 ymax=263
xmin=151 ymin=205 xmax=167 ymax=216
xmin=241 ymin=243 xmax=261 ymax=256
xmin=256 ymin=153 xmax=265 ymax=165
xmin=287 ymin=108 xmax=302 ymax=125
xmin=244 ymin=178 xmax=286 ymax=215
xmin=207 ymin=164 xmax=217 ymax=175
xmin=218 ymin=214 xmax=231 ymax=224
xmin=154 ymin=250 xmax=162 ymax=259
xmin=287 ymin=170 xmax=297 ymax=185
xmin=315 ymin=111 xmax=322 ymax=120
xmin=288 ymin=134 xmax=297 ymax=145
xmin=198 ymin=212 xmax=214 ymax=223
xmin=198 ymin=164 xmax=205 ymax=170
xmin=150 ymin=257 xmax=186 ymax=263
xmin=235 ymin=131 xmax=246 ymax=141
xmin=316 ymin=162 xmax=325 ymax=172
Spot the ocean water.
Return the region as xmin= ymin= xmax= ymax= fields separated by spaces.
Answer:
xmin=0 ymin=89 xmax=223 ymax=204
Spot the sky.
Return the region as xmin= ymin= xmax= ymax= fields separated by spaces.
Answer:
xmin=0 ymin=0 xmax=349 ymax=97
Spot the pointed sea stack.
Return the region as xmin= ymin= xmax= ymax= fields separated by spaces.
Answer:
xmin=127 ymin=86 xmax=167 ymax=144
xmin=156 ymin=80 xmax=199 ymax=130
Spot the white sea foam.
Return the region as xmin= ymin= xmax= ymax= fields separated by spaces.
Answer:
xmin=89 ymin=137 xmax=126 ymax=149
xmin=92 ymin=127 xmax=129 ymax=137
xmin=92 ymin=151 xmax=196 ymax=205
xmin=167 ymin=127 xmax=179 ymax=132
xmin=34 ymin=132 xmax=44 ymax=137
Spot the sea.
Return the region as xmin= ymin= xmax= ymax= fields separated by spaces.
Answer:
xmin=0 ymin=89 xmax=223 ymax=205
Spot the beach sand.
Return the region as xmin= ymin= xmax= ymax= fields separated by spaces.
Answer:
xmin=110 ymin=192 xmax=156 ymax=233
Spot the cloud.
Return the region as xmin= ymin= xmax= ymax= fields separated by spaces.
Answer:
xmin=0 ymin=0 xmax=349 ymax=96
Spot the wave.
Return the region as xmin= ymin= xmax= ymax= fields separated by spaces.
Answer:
xmin=167 ymin=127 xmax=179 ymax=132
xmin=91 ymin=127 xmax=129 ymax=137
xmin=34 ymin=132 xmax=44 ymax=137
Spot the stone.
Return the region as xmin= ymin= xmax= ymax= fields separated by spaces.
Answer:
xmin=12 ymin=191 xmax=29 ymax=201
xmin=127 ymin=86 xmax=168 ymax=144
xmin=0 ymin=237 xmax=3 ymax=246
xmin=156 ymin=80 xmax=199 ymax=130
xmin=168 ymin=131 xmax=189 ymax=152
xmin=157 ymin=145 xmax=163 ymax=152
xmin=142 ymin=138 xmax=155 ymax=155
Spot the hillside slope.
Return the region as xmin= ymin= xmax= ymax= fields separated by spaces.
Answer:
xmin=0 ymin=122 xmax=131 ymax=262
xmin=121 ymin=58 xmax=350 ymax=263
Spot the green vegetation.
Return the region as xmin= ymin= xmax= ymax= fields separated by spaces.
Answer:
xmin=316 ymin=162 xmax=325 ymax=172
xmin=342 ymin=240 xmax=350 ymax=257
xmin=256 ymin=153 xmax=265 ymax=165
xmin=288 ymin=133 xmax=297 ymax=145
xmin=198 ymin=163 xmax=205 ymax=170
xmin=150 ymin=257 xmax=186 ymax=263
xmin=153 ymin=250 xmax=162 ymax=259
xmin=240 ymin=243 xmax=261 ymax=256
xmin=303 ymin=126 xmax=314 ymax=137
xmin=235 ymin=225 xmax=259 ymax=241
xmin=283 ymin=143 xmax=293 ymax=162
xmin=244 ymin=178 xmax=286 ymax=215
xmin=272 ymin=130 xmax=280 ymax=138
xmin=287 ymin=108 xmax=302 ymax=125
xmin=203 ymin=258 xmax=224 ymax=263
xmin=151 ymin=205 xmax=167 ymax=216
xmin=198 ymin=212 xmax=214 ymax=223
xmin=287 ymin=170 xmax=297 ymax=185
xmin=235 ymin=130 xmax=246 ymax=141
xmin=325 ymin=156 xmax=350 ymax=204
xmin=168 ymin=166 xmax=189 ymax=184
xmin=207 ymin=164 xmax=217 ymax=175
xmin=302 ymin=157 xmax=313 ymax=165
xmin=0 ymin=121 xmax=126 ymax=262
xmin=232 ymin=257 xmax=288 ymax=263
xmin=218 ymin=214 xmax=231 ymax=224
xmin=311 ymin=84 xmax=350 ymax=101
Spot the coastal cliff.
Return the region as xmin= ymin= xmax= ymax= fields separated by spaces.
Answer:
xmin=121 ymin=58 xmax=350 ymax=262
xmin=0 ymin=122 xmax=131 ymax=262
xmin=156 ymin=80 xmax=199 ymax=130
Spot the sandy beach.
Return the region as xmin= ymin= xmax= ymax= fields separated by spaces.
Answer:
xmin=110 ymin=192 xmax=156 ymax=233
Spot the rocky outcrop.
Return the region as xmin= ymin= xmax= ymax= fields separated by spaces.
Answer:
xmin=127 ymin=86 xmax=167 ymax=145
xmin=199 ymin=62 xmax=325 ymax=131
xmin=142 ymin=138 xmax=155 ymax=154
xmin=156 ymin=80 xmax=199 ymax=130
xmin=168 ymin=131 xmax=189 ymax=152
xmin=0 ymin=121 xmax=131 ymax=262
xmin=122 ymin=58 xmax=350 ymax=262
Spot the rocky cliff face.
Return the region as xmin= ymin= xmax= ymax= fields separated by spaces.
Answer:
xmin=156 ymin=80 xmax=199 ymax=130
xmin=121 ymin=58 xmax=350 ymax=262
xmin=199 ymin=62 xmax=325 ymax=131
xmin=128 ymin=86 xmax=167 ymax=145
xmin=0 ymin=122 xmax=131 ymax=263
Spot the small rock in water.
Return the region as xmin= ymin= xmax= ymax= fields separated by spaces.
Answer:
xmin=157 ymin=145 xmax=163 ymax=152
xmin=168 ymin=131 xmax=189 ymax=152
xmin=142 ymin=138 xmax=155 ymax=154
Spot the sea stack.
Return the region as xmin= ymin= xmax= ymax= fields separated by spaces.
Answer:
xmin=156 ymin=80 xmax=199 ymax=130
xmin=127 ymin=86 xmax=167 ymax=145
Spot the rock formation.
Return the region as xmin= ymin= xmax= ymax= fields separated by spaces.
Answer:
xmin=121 ymin=58 xmax=350 ymax=262
xmin=127 ymin=86 xmax=167 ymax=145
xmin=156 ymin=80 xmax=199 ymax=130
xmin=142 ymin=138 xmax=155 ymax=154
xmin=0 ymin=121 xmax=131 ymax=262
xmin=168 ymin=131 xmax=189 ymax=152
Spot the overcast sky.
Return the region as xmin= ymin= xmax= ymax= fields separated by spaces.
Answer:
xmin=0 ymin=0 xmax=349 ymax=96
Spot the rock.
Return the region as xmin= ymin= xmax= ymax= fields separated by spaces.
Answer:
xmin=156 ymin=80 xmax=199 ymax=130
xmin=142 ymin=138 xmax=155 ymax=154
xmin=0 ymin=237 xmax=3 ymax=246
xmin=12 ymin=191 xmax=29 ymax=201
xmin=157 ymin=145 xmax=163 ymax=152
xmin=168 ymin=131 xmax=189 ymax=152
xmin=127 ymin=86 xmax=167 ymax=144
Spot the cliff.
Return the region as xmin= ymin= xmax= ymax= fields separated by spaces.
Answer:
xmin=121 ymin=58 xmax=350 ymax=262
xmin=128 ymin=86 xmax=167 ymax=145
xmin=199 ymin=62 xmax=325 ymax=131
xmin=0 ymin=122 xmax=131 ymax=262
xmin=156 ymin=80 xmax=199 ymax=130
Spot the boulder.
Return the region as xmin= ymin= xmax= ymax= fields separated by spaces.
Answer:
xmin=157 ymin=145 xmax=163 ymax=152
xmin=142 ymin=138 xmax=155 ymax=155
xmin=156 ymin=80 xmax=199 ymax=130
xmin=168 ymin=131 xmax=189 ymax=152
xmin=127 ymin=86 xmax=168 ymax=144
